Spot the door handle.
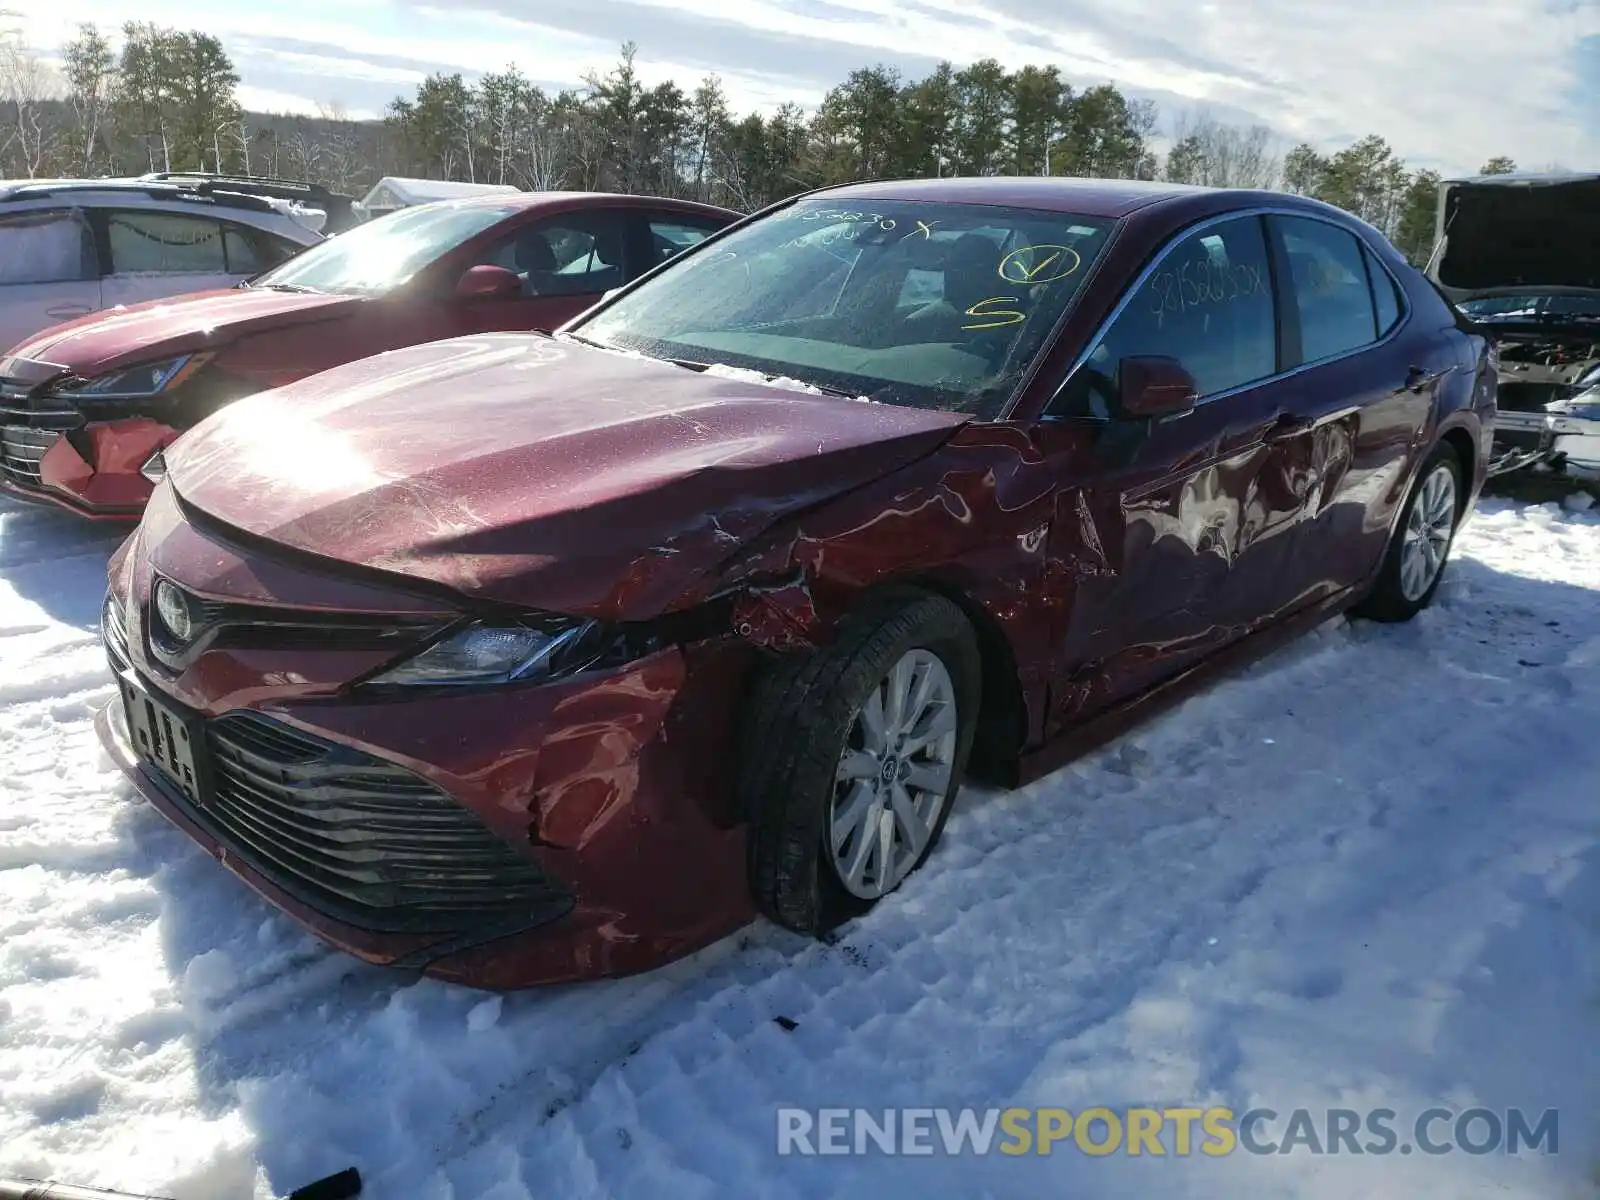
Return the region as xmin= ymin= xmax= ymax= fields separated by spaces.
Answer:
xmin=45 ymin=304 xmax=93 ymax=318
xmin=1405 ymin=364 xmax=1449 ymax=392
xmin=1263 ymin=412 xmax=1314 ymax=443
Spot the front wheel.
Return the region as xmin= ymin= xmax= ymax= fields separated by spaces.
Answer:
xmin=1354 ymin=444 xmax=1464 ymax=622
xmin=739 ymin=591 xmax=981 ymax=935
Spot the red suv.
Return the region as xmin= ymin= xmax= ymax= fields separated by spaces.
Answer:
xmin=0 ymin=192 xmax=738 ymax=518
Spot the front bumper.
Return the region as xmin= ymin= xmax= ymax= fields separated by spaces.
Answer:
xmin=1549 ymin=408 xmax=1600 ymax=469
xmin=0 ymin=417 xmax=170 ymax=519
xmin=97 ymin=608 xmax=756 ymax=990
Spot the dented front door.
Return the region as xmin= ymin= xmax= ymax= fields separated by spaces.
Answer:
xmin=1032 ymin=210 xmax=1316 ymax=731
xmin=1038 ymin=378 xmax=1311 ymax=731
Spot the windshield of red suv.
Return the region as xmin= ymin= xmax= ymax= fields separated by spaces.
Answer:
xmin=573 ymin=198 xmax=1116 ymax=418
xmin=250 ymin=202 xmax=518 ymax=295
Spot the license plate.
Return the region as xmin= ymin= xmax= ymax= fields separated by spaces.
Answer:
xmin=119 ymin=673 xmax=202 ymax=802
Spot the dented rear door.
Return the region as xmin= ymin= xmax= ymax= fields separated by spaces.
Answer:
xmin=1257 ymin=214 xmax=1439 ymax=606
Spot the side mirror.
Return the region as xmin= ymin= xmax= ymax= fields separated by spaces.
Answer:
xmin=455 ymin=264 xmax=522 ymax=301
xmin=1119 ymin=355 xmax=1199 ymax=418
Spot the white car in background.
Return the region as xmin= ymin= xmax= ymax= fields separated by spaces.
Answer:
xmin=1427 ymin=169 xmax=1600 ymax=473
xmin=0 ymin=173 xmax=353 ymax=352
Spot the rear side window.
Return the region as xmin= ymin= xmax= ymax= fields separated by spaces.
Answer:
xmin=222 ymin=223 xmax=297 ymax=274
xmin=1364 ymin=245 xmax=1403 ymax=336
xmin=1274 ymin=215 xmax=1380 ymax=363
xmin=107 ymin=210 xmax=228 ymax=274
xmin=1056 ymin=214 xmax=1277 ymax=417
xmin=647 ymin=217 xmax=719 ymax=267
xmin=0 ymin=209 xmax=96 ymax=285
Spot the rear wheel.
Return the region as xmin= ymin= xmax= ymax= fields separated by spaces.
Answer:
xmin=740 ymin=592 xmax=980 ymax=935
xmin=1354 ymin=443 xmax=1463 ymax=622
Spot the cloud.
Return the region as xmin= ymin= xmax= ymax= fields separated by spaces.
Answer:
xmin=235 ymin=84 xmax=380 ymax=121
xmin=16 ymin=0 xmax=1600 ymax=175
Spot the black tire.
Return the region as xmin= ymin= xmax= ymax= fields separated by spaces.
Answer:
xmin=1353 ymin=442 xmax=1465 ymax=623
xmin=739 ymin=589 xmax=981 ymax=936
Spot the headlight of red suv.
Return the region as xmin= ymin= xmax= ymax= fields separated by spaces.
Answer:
xmin=56 ymin=353 xmax=209 ymax=401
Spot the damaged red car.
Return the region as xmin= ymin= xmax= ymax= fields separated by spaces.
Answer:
xmin=97 ymin=178 xmax=1494 ymax=988
xmin=1 ymin=191 xmax=736 ymax=518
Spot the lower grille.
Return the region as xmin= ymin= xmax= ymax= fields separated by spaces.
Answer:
xmin=200 ymin=711 xmax=572 ymax=933
xmin=1 ymin=424 xmax=58 ymax=488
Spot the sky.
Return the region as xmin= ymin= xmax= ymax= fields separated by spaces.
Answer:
xmin=13 ymin=0 xmax=1600 ymax=177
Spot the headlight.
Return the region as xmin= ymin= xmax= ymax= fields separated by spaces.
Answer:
xmin=57 ymin=354 xmax=204 ymax=401
xmin=365 ymin=618 xmax=605 ymax=688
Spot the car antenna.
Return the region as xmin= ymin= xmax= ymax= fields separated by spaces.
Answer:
xmin=0 ymin=1166 xmax=362 ymax=1200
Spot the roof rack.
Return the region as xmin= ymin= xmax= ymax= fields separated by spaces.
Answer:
xmin=0 ymin=179 xmax=277 ymax=213
xmin=138 ymin=173 xmax=360 ymax=232
xmin=0 ymin=175 xmax=361 ymax=235
xmin=139 ymin=171 xmax=345 ymax=203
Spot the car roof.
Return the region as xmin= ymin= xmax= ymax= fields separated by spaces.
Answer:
xmin=440 ymin=190 xmax=739 ymax=219
xmin=807 ymin=176 xmax=1328 ymax=221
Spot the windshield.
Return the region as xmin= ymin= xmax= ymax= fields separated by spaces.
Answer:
xmin=573 ymin=198 xmax=1116 ymax=418
xmin=251 ymin=202 xmax=517 ymax=296
xmin=1459 ymin=294 xmax=1600 ymax=320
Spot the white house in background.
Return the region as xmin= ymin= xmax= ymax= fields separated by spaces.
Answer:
xmin=354 ymin=177 xmax=522 ymax=220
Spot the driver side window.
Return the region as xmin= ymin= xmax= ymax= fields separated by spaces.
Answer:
xmin=1054 ymin=215 xmax=1278 ymax=419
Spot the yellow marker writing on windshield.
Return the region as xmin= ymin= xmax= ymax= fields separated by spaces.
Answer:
xmin=998 ymin=244 xmax=1081 ymax=285
xmin=963 ymin=296 xmax=1025 ymax=329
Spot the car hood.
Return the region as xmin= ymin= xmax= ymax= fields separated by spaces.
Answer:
xmin=167 ymin=333 xmax=970 ymax=619
xmin=1429 ymin=173 xmax=1600 ymax=303
xmin=4 ymin=287 xmax=361 ymax=378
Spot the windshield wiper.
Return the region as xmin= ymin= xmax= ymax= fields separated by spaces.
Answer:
xmin=555 ymin=333 xmax=868 ymax=398
xmin=557 ymin=332 xmax=619 ymax=352
xmin=258 ymin=282 xmax=321 ymax=294
xmin=556 ymin=332 xmax=709 ymax=373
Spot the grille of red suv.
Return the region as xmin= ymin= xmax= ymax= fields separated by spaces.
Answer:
xmin=197 ymin=710 xmax=573 ymax=933
xmin=1 ymin=382 xmax=83 ymax=491
xmin=1 ymin=424 xmax=61 ymax=489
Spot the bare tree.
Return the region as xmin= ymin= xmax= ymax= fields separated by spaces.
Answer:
xmin=1168 ymin=109 xmax=1281 ymax=189
xmin=62 ymin=24 xmax=116 ymax=175
xmin=313 ymin=100 xmax=365 ymax=190
xmin=0 ymin=15 xmax=56 ymax=177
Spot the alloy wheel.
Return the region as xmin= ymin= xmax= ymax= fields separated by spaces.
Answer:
xmin=1400 ymin=463 xmax=1458 ymax=602
xmin=827 ymin=648 xmax=959 ymax=900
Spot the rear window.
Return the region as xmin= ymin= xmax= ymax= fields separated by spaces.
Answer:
xmin=576 ymin=199 xmax=1116 ymax=418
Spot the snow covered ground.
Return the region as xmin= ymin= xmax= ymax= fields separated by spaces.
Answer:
xmin=2 ymin=488 xmax=1598 ymax=1200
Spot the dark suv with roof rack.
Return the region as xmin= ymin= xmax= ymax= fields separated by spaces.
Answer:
xmin=0 ymin=172 xmax=350 ymax=351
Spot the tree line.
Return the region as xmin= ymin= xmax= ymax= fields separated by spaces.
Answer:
xmin=2 ymin=19 xmax=1529 ymax=264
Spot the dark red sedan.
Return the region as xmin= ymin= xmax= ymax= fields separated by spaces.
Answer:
xmin=1 ymin=191 xmax=737 ymax=519
xmin=96 ymin=178 xmax=1494 ymax=988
